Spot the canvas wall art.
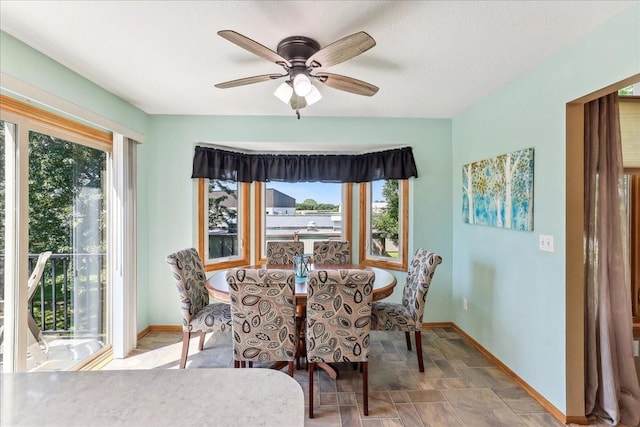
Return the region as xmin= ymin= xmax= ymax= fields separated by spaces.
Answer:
xmin=462 ymin=147 xmax=534 ymax=231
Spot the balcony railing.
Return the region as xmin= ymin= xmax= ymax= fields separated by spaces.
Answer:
xmin=0 ymin=253 xmax=106 ymax=336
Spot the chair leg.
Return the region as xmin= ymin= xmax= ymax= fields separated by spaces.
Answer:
xmin=296 ymin=305 xmax=307 ymax=370
xmin=198 ymin=331 xmax=206 ymax=351
xmin=405 ymin=331 xmax=412 ymax=351
xmin=234 ymin=360 xmax=239 ymax=368
xmin=309 ymin=362 xmax=315 ymax=418
xmin=363 ymin=361 xmax=369 ymax=416
xmin=248 ymin=361 xmax=253 ymax=368
xmin=180 ymin=331 xmax=190 ymax=369
xmin=415 ymin=330 xmax=424 ymax=372
xmin=288 ymin=361 xmax=294 ymax=377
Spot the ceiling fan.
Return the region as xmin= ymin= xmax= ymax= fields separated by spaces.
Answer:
xmin=215 ymin=30 xmax=379 ymax=118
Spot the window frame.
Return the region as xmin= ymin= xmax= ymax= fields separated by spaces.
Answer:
xmin=358 ymin=179 xmax=409 ymax=271
xmin=254 ymin=182 xmax=352 ymax=264
xmin=197 ymin=178 xmax=251 ymax=271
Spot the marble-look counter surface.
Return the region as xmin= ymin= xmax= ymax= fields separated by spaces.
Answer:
xmin=1 ymin=368 xmax=304 ymax=426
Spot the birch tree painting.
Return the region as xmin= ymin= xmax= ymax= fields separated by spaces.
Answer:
xmin=462 ymin=148 xmax=534 ymax=231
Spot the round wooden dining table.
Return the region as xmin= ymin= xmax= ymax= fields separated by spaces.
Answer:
xmin=206 ymin=263 xmax=397 ymax=379
xmin=205 ymin=263 xmax=397 ymax=304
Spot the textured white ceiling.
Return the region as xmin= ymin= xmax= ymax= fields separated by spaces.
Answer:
xmin=0 ymin=1 xmax=635 ymax=118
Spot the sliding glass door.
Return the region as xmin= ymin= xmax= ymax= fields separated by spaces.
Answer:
xmin=1 ymin=110 xmax=111 ymax=372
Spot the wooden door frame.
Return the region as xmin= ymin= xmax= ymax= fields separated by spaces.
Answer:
xmin=565 ymin=73 xmax=640 ymax=423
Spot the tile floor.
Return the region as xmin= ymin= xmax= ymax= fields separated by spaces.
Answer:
xmin=102 ymin=327 xmax=571 ymax=426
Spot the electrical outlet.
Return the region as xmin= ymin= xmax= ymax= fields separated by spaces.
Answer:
xmin=463 ymin=298 xmax=468 ymax=311
xmin=539 ymin=234 xmax=554 ymax=252
xmin=633 ymin=340 xmax=639 ymax=357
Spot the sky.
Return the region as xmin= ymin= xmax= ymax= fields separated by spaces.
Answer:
xmin=266 ymin=181 xmax=385 ymax=205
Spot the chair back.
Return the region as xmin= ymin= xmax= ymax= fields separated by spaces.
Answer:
xmin=401 ymin=249 xmax=442 ymax=325
xmin=165 ymin=248 xmax=210 ymax=329
xmin=306 ymin=269 xmax=374 ymax=363
xmin=27 ymin=251 xmax=52 ymax=301
xmin=266 ymin=241 xmax=304 ymax=265
xmin=226 ymin=268 xmax=297 ymax=362
xmin=312 ymin=240 xmax=351 ymax=264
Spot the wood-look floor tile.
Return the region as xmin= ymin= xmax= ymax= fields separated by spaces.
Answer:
xmin=485 ymin=367 xmax=519 ymax=388
xmin=456 ymin=367 xmax=503 ymax=387
xmin=305 ymin=405 xmax=341 ymax=426
xmin=370 ymin=371 xmax=421 ymax=391
xmin=379 ymin=419 xmax=406 ymax=427
xmin=361 ymin=419 xmax=385 ymax=427
xmin=434 ymin=360 xmax=462 ymax=378
xmin=406 ymin=389 xmax=446 ymax=402
xmin=389 ymin=390 xmax=411 ymax=403
xmin=493 ymin=388 xmax=546 ymax=413
xmin=320 ymin=392 xmax=338 ymax=406
xmin=340 ymin=405 xmax=363 ymax=426
xmin=441 ymin=388 xmax=524 ymax=426
xmin=395 ymin=403 xmax=425 ymax=427
xmin=356 ymin=391 xmax=399 ymax=418
xmin=518 ymin=413 xmax=565 ymax=427
xmin=415 ymin=377 xmax=469 ymax=390
xmin=413 ymin=401 xmax=463 ymax=426
xmin=338 ymin=391 xmax=357 ymax=405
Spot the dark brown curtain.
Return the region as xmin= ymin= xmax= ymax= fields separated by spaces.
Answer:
xmin=584 ymin=92 xmax=640 ymax=426
xmin=191 ymin=146 xmax=418 ymax=183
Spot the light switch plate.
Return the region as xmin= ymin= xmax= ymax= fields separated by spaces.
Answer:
xmin=539 ymin=235 xmax=554 ymax=252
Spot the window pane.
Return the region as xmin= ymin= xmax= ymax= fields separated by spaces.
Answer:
xmin=206 ymin=179 xmax=240 ymax=259
xmin=28 ymin=130 xmax=108 ymax=370
xmin=264 ymin=182 xmax=343 ymax=256
xmin=370 ymin=179 xmax=400 ymax=259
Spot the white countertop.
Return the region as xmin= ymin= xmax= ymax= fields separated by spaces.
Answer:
xmin=1 ymin=368 xmax=304 ymax=427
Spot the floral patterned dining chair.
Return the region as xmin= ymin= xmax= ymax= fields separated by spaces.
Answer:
xmin=306 ymin=269 xmax=375 ymax=417
xmin=312 ymin=240 xmax=350 ymax=264
xmin=226 ymin=268 xmax=297 ymax=376
xmin=266 ymin=241 xmax=304 ymax=265
xmin=370 ymin=248 xmax=442 ymax=372
xmin=165 ymin=248 xmax=232 ymax=369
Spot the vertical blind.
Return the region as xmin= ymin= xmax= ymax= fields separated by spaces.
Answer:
xmin=621 ymin=97 xmax=640 ymax=169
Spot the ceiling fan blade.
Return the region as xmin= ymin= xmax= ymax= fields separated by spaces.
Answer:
xmin=215 ymin=73 xmax=287 ymax=89
xmin=313 ymin=73 xmax=379 ymax=96
xmin=218 ymin=30 xmax=292 ymax=68
xmin=290 ymin=94 xmax=307 ymax=110
xmin=306 ymin=31 xmax=376 ymax=69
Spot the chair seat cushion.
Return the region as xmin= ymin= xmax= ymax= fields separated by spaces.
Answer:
xmin=188 ymin=302 xmax=232 ymax=333
xmin=371 ymin=302 xmax=418 ymax=331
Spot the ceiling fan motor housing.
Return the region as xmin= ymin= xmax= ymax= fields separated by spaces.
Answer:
xmin=277 ymin=36 xmax=320 ymax=75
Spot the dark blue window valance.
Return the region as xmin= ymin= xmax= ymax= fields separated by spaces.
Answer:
xmin=191 ymin=146 xmax=418 ymax=183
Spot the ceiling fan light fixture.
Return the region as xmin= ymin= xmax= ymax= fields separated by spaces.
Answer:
xmin=293 ymin=73 xmax=313 ymax=97
xmin=305 ymin=85 xmax=322 ymax=106
xmin=274 ymin=82 xmax=293 ymax=104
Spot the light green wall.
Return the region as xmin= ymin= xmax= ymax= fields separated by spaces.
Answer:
xmin=451 ymin=4 xmax=640 ymax=413
xmin=0 ymin=31 xmax=147 ymax=135
xmin=140 ymin=116 xmax=452 ymax=326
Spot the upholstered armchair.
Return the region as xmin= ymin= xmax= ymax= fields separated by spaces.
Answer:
xmin=306 ymin=269 xmax=375 ymax=417
xmin=266 ymin=241 xmax=304 ymax=265
xmin=226 ymin=268 xmax=297 ymax=376
xmin=370 ymin=248 xmax=442 ymax=372
xmin=165 ymin=248 xmax=232 ymax=369
xmin=312 ymin=240 xmax=350 ymax=264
